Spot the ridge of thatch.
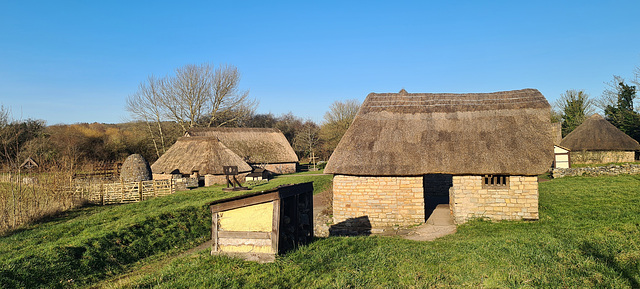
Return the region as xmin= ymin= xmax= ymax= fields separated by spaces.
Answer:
xmin=151 ymin=137 xmax=251 ymax=175
xmin=186 ymin=127 xmax=298 ymax=164
xmin=559 ymin=114 xmax=640 ymax=151
xmin=325 ymin=89 xmax=553 ymax=176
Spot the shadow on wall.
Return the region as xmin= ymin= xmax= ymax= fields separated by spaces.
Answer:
xmin=329 ymin=216 xmax=371 ymax=236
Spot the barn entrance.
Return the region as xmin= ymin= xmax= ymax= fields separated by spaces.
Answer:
xmin=423 ymin=174 xmax=453 ymax=222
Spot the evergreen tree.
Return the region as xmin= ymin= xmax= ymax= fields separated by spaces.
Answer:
xmin=604 ymin=81 xmax=640 ymax=141
xmin=556 ymin=90 xmax=594 ymax=137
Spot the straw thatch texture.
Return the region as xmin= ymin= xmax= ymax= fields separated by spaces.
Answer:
xmin=560 ymin=114 xmax=640 ymax=151
xmin=186 ymin=128 xmax=298 ymax=164
xmin=325 ymin=89 xmax=553 ymax=176
xmin=151 ymin=137 xmax=252 ymax=175
xmin=120 ymin=154 xmax=152 ymax=182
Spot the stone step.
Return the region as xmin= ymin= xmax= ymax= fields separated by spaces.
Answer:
xmin=426 ymin=204 xmax=454 ymax=226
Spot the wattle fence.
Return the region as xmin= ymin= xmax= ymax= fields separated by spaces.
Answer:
xmin=73 ymin=179 xmax=176 ymax=205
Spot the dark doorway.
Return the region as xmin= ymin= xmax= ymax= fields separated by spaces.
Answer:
xmin=423 ymin=174 xmax=453 ymax=221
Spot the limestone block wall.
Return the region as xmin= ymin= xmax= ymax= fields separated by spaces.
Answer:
xmin=261 ymin=163 xmax=297 ymax=174
xmin=205 ymin=173 xmax=249 ymax=187
xmin=450 ymin=175 xmax=538 ymax=224
xmin=332 ymin=175 xmax=424 ymax=227
xmin=571 ymin=150 xmax=635 ymax=164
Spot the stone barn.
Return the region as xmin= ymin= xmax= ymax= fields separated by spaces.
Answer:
xmin=151 ymin=137 xmax=252 ymax=186
xmin=324 ymin=89 xmax=553 ymax=228
xmin=560 ymin=114 xmax=640 ymax=164
xmin=186 ymin=128 xmax=299 ymax=174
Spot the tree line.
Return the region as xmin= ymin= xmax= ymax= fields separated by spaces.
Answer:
xmin=0 ymin=62 xmax=360 ymax=171
xmin=555 ymin=65 xmax=640 ymax=142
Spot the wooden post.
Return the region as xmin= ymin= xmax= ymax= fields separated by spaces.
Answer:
xmin=138 ymin=181 xmax=143 ymax=201
xmin=211 ymin=209 xmax=219 ymax=253
xmin=271 ymin=198 xmax=281 ymax=254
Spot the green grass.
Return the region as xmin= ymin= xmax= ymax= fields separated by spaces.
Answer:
xmin=0 ymin=172 xmax=332 ymax=289
xmin=3 ymin=174 xmax=640 ymax=288
xmin=113 ymin=175 xmax=640 ymax=288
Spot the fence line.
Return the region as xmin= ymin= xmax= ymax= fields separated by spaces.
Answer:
xmin=73 ymin=179 xmax=176 ymax=205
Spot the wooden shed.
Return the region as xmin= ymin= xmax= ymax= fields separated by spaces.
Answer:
xmin=209 ymin=182 xmax=313 ymax=262
xmin=325 ymin=89 xmax=553 ymax=227
xmin=560 ymin=114 xmax=640 ymax=164
xmin=553 ymin=145 xmax=571 ymax=168
xmin=186 ymin=127 xmax=299 ymax=174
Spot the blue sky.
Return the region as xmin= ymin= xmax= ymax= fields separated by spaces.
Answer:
xmin=1 ymin=1 xmax=639 ymax=125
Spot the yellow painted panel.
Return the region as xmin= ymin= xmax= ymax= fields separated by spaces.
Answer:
xmin=219 ymin=201 xmax=273 ymax=231
xmin=219 ymin=244 xmax=273 ymax=253
xmin=556 ymin=155 xmax=569 ymax=162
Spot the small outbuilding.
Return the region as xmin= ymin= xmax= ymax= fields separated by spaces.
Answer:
xmin=325 ymin=89 xmax=553 ymax=227
xmin=553 ymin=145 xmax=571 ymax=168
xmin=151 ymin=137 xmax=252 ymax=186
xmin=209 ymin=182 xmax=313 ymax=262
xmin=186 ymin=128 xmax=298 ymax=174
xmin=559 ymin=114 xmax=640 ymax=164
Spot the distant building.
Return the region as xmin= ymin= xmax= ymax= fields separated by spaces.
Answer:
xmin=560 ymin=114 xmax=640 ymax=164
xmin=186 ymin=128 xmax=298 ymax=174
xmin=151 ymin=137 xmax=252 ymax=186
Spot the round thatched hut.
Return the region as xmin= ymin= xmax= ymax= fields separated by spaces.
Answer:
xmin=151 ymin=137 xmax=252 ymax=186
xmin=185 ymin=128 xmax=298 ymax=174
xmin=120 ymin=154 xmax=152 ymax=182
xmin=325 ymin=89 xmax=553 ymax=228
xmin=560 ymin=114 xmax=640 ymax=164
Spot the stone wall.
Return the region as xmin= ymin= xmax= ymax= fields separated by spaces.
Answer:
xmin=552 ymin=163 xmax=640 ymax=178
xmin=571 ymin=150 xmax=635 ymax=164
xmin=261 ymin=163 xmax=297 ymax=174
xmin=449 ymin=176 xmax=538 ymax=224
xmin=332 ymin=175 xmax=424 ymax=228
xmin=205 ymin=173 xmax=249 ymax=187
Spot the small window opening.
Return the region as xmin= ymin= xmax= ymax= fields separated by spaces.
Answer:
xmin=483 ymin=175 xmax=509 ymax=189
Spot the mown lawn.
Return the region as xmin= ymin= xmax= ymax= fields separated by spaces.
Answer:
xmin=109 ymin=175 xmax=640 ymax=288
xmin=0 ymin=173 xmax=332 ymax=289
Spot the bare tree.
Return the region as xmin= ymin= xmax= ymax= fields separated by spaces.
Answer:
xmin=126 ymin=63 xmax=257 ymax=148
xmin=320 ymin=99 xmax=361 ymax=155
xmin=126 ymin=76 xmax=167 ymax=158
xmin=293 ymin=120 xmax=321 ymax=163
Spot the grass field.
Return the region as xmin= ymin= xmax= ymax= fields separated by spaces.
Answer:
xmin=2 ymin=174 xmax=640 ymax=288
xmin=0 ymin=173 xmax=332 ymax=289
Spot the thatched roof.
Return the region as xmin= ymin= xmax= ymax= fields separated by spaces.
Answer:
xmin=151 ymin=137 xmax=251 ymax=175
xmin=186 ymin=128 xmax=298 ymax=164
xmin=559 ymin=114 xmax=640 ymax=151
xmin=325 ymin=89 xmax=553 ymax=176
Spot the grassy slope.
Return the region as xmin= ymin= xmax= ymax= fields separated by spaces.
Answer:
xmin=0 ymin=173 xmax=332 ymax=289
xmin=113 ymin=175 xmax=640 ymax=288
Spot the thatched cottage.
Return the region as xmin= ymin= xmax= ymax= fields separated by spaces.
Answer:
xmin=186 ymin=128 xmax=299 ymax=174
xmin=560 ymin=114 xmax=640 ymax=164
xmin=151 ymin=137 xmax=252 ymax=186
xmin=324 ymin=89 xmax=553 ymax=227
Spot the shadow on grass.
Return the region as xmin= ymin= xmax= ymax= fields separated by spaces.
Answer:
xmin=580 ymin=241 xmax=640 ymax=288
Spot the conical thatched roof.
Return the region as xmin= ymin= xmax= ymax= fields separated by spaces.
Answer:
xmin=151 ymin=137 xmax=251 ymax=175
xmin=325 ymin=89 xmax=553 ymax=176
xmin=186 ymin=128 xmax=298 ymax=164
xmin=559 ymin=114 xmax=640 ymax=151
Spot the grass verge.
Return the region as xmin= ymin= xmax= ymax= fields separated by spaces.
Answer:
xmin=0 ymin=173 xmax=332 ymax=288
xmin=113 ymin=175 xmax=640 ymax=288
